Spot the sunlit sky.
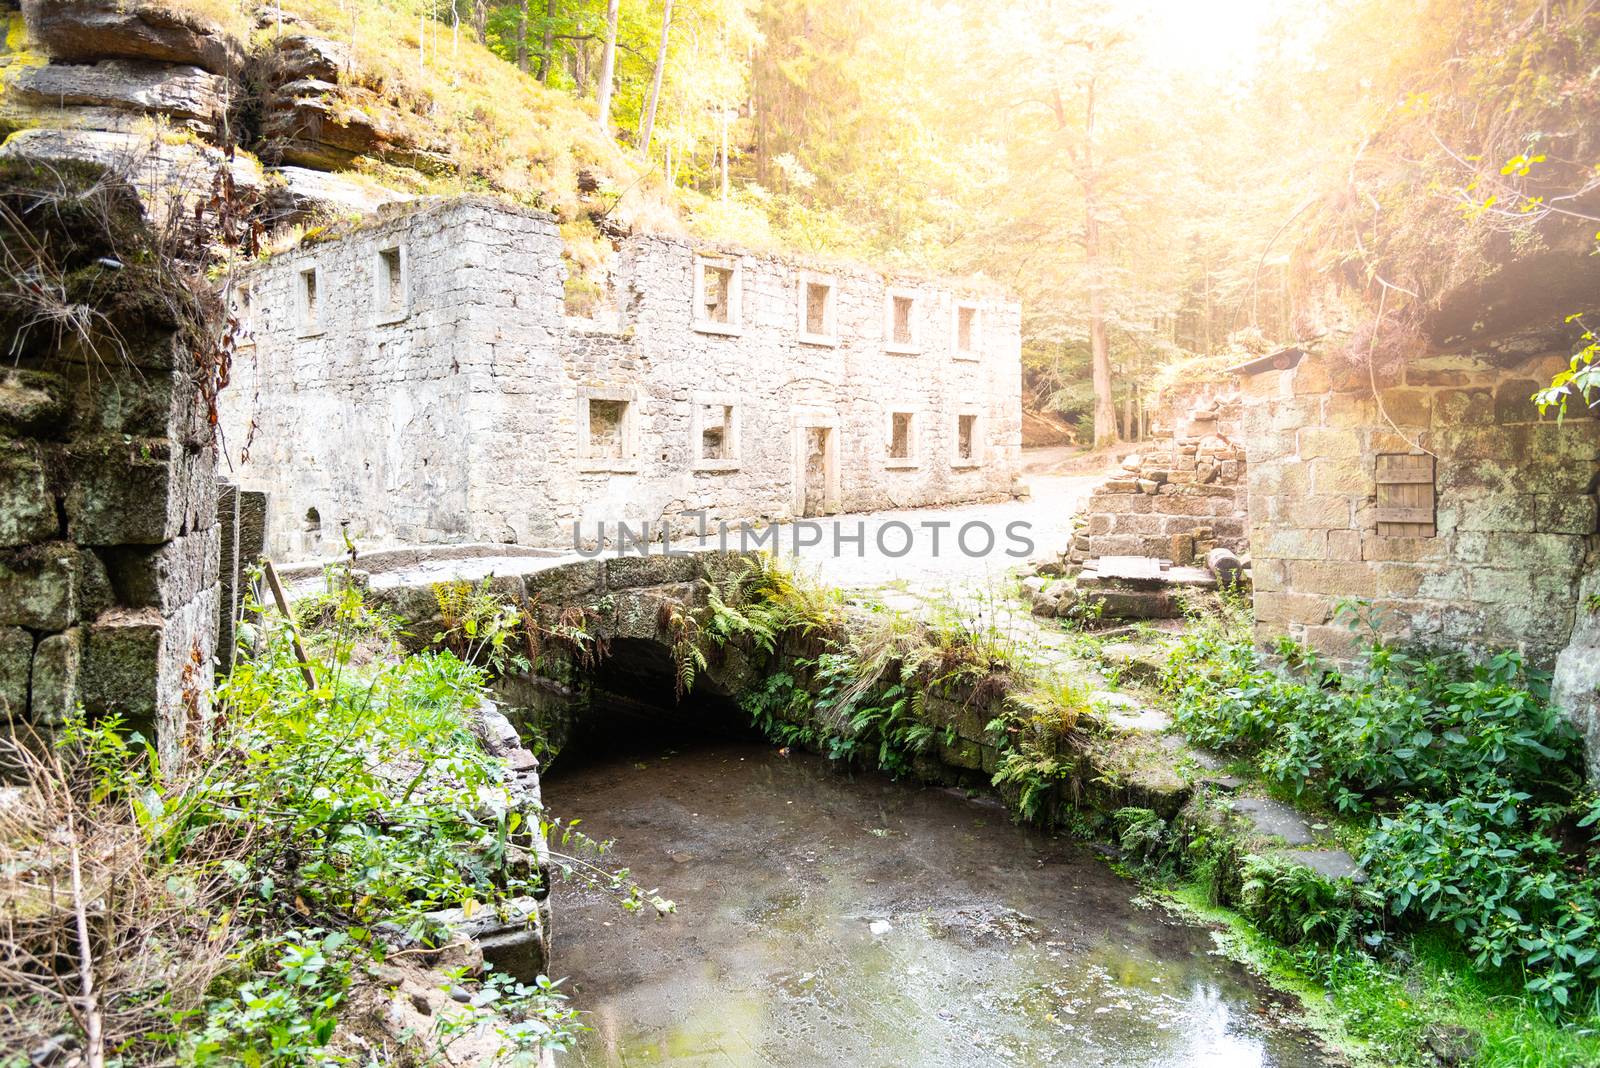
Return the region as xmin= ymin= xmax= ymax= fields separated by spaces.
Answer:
xmin=1137 ymin=0 xmax=1311 ymax=82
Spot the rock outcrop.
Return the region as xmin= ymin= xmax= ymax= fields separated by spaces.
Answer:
xmin=3 ymin=1 xmax=417 ymax=226
xmin=7 ymin=58 xmax=230 ymax=135
xmin=21 ymin=0 xmax=242 ymax=75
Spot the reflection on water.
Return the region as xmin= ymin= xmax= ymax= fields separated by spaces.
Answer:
xmin=547 ymin=743 xmax=1334 ymax=1067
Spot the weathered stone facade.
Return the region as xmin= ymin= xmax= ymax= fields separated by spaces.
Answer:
xmin=0 ymin=159 xmax=219 ymax=760
xmin=1070 ymin=383 xmax=1249 ymax=567
xmin=221 ymin=198 xmax=1023 ymax=558
xmin=1237 ymin=346 xmax=1600 ymax=663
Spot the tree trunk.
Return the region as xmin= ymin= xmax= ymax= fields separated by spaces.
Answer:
xmin=720 ymin=108 xmax=730 ymax=202
xmin=471 ymin=0 xmax=488 ymax=40
xmin=1084 ymin=74 xmax=1117 ymax=449
xmin=596 ymin=0 xmax=619 ymax=130
xmin=536 ymin=0 xmax=556 ymax=83
xmin=516 ymin=0 xmax=529 ymax=72
xmin=639 ymin=0 xmax=673 ymax=157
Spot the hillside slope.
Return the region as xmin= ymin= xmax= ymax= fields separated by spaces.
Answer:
xmin=1 ymin=0 xmax=680 ymax=238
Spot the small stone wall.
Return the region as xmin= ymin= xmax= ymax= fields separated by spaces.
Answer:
xmin=1239 ymin=346 xmax=1600 ymax=662
xmin=0 ymin=160 xmax=219 ymax=761
xmin=1070 ymin=387 xmax=1248 ymax=566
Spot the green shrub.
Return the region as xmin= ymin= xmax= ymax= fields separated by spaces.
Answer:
xmin=1163 ymin=609 xmax=1598 ymax=1020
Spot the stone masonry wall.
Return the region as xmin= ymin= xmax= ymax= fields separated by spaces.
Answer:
xmin=0 ymin=159 xmax=219 ymax=762
xmin=1241 ymin=346 xmax=1600 ymax=663
xmin=222 ymin=200 xmax=518 ymax=556
xmin=224 ymin=198 xmax=1023 ymax=557
xmin=1070 ymin=383 xmax=1248 ymax=566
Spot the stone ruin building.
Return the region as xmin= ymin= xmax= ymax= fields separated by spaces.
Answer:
xmin=1062 ymin=331 xmax=1600 ymax=770
xmin=221 ymin=198 xmax=1023 ymax=558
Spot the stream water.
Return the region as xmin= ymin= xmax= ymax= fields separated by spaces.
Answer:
xmin=546 ymin=742 xmax=1336 ymax=1067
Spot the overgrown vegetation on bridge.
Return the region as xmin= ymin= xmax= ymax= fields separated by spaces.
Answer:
xmin=0 ymin=579 xmax=649 ymax=1065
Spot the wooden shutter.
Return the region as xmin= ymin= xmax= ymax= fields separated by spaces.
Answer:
xmin=1375 ymin=453 xmax=1436 ymax=537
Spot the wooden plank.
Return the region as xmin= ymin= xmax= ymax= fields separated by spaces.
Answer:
xmin=262 ymin=559 xmax=317 ymax=691
xmin=1376 ymin=506 xmax=1435 ymax=523
xmin=1379 ymin=521 xmax=1436 ymax=538
xmin=1376 ymin=454 xmax=1435 ymax=483
xmin=1376 ymin=467 xmax=1434 ymax=484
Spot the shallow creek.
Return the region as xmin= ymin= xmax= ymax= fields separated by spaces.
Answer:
xmin=546 ymin=742 xmax=1335 ymax=1067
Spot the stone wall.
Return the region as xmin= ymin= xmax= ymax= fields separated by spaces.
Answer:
xmin=1070 ymin=384 xmax=1248 ymax=566
xmin=223 ymin=198 xmax=1023 ymax=558
xmin=1553 ymin=564 xmax=1600 ymax=781
xmin=1240 ymin=346 xmax=1600 ymax=663
xmin=0 ymin=159 xmax=219 ymax=761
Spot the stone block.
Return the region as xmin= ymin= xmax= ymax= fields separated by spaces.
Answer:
xmin=1082 ymin=588 xmax=1178 ymax=620
xmin=101 ymin=524 xmax=221 ymax=612
xmin=1253 ymin=591 xmax=1330 ymax=626
xmin=1487 ymin=531 xmax=1587 ymax=573
xmin=522 ymin=559 xmax=603 ymax=604
xmin=0 ymin=442 xmax=58 ymax=547
xmin=1288 ymin=560 xmax=1376 ymax=597
xmin=1251 ymin=557 xmax=1285 ymax=593
xmin=0 ymin=626 xmax=32 ymax=719
xmin=1432 ymin=426 xmax=1523 ymax=464
xmin=1534 ymin=494 xmax=1598 ymax=535
xmin=1256 ymin=528 xmax=1328 ymax=561
xmin=1455 ymin=493 xmax=1534 ymax=533
xmin=1290 ymin=359 xmax=1332 ymax=395
xmin=1378 ymin=389 xmax=1432 ymax=427
xmin=1325 ymin=529 xmax=1362 ymax=561
xmin=1472 ymin=568 xmax=1535 ymax=605
xmin=1369 ymin=430 xmax=1431 ymax=455
xmin=81 ymin=609 xmax=162 ymax=724
xmin=1300 ymin=623 xmax=1364 ymax=660
xmin=64 ymin=438 xmax=185 ymax=545
xmin=1434 ymin=389 xmax=1494 ymax=427
xmin=0 ymin=543 xmax=112 ymax=630
xmin=605 ymin=553 xmax=701 ymax=590
xmin=1361 ymin=534 xmax=1448 ymax=563
xmin=1406 ymin=365 xmax=1471 ymax=388
xmin=30 ymin=627 xmax=83 ymax=726
xmin=1375 ymin=564 xmax=1424 ymax=598
xmin=1308 ymin=456 xmax=1368 ymax=495
xmin=1494 ymin=380 xmax=1543 ymax=425
xmin=1322 ymin=391 xmax=1377 ymax=428
xmin=937 ymin=735 xmax=982 ymax=771
xmin=1269 ymin=396 xmax=1322 ymax=430
xmin=216 ymin=480 xmax=242 ymax=673
xmin=152 ymin=586 xmax=220 ymax=759
xmin=1417 ymin=568 xmax=1472 ymax=601
xmin=79 ymin=364 xmax=209 ymax=445
xmin=0 ymin=368 xmax=70 ymax=436
xmin=1288 ymin=495 xmax=1351 ymax=530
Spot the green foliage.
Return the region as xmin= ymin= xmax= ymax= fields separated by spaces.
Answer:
xmin=435 ymin=971 xmax=584 ymax=1061
xmin=433 ymin=576 xmax=534 ymax=672
xmin=181 ymin=931 xmax=352 ymax=1066
xmin=27 ymin=579 xmax=656 ymax=1063
xmin=1164 ymin=612 xmax=1579 ymax=814
xmin=1364 ymin=792 xmax=1600 ymax=1018
xmin=1113 ymin=806 xmax=1168 ymax=866
xmin=1163 ymin=609 xmax=1599 ymax=1021
xmin=1237 ymin=855 xmax=1376 ymax=949
xmin=1534 ymin=313 xmax=1600 ymax=420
